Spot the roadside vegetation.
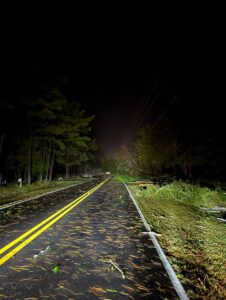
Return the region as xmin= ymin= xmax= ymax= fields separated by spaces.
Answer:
xmin=0 ymin=87 xmax=97 ymax=185
xmin=114 ymin=175 xmax=138 ymax=182
xmin=128 ymin=181 xmax=226 ymax=299
xmin=0 ymin=178 xmax=83 ymax=206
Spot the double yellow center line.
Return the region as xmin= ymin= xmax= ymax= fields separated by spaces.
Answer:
xmin=0 ymin=179 xmax=108 ymax=266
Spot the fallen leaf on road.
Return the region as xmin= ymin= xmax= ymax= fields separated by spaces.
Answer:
xmin=88 ymin=286 xmax=107 ymax=297
xmin=52 ymin=265 xmax=60 ymax=273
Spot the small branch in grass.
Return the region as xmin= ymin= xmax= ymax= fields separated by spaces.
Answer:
xmin=142 ymin=231 xmax=162 ymax=237
xmin=151 ymin=231 xmax=162 ymax=237
xmin=217 ymin=218 xmax=226 ymax=223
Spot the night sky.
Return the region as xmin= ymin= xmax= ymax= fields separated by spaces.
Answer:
xmin=2 ymin=14 xmax=223 ymax=158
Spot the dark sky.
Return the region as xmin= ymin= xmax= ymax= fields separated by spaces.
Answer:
xmin=2 ymin=14 xmax=223 ymax=157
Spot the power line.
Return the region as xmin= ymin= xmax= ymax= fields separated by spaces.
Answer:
xmin=126 ymin=61 xmax=178 ymax=143
xmin=133 ymin=84 xmax=165 ymax=134
xmin=126 ymin=73 xmax=161 ymax=143
xmin=127 ymin=74 xmax=157 ymax=129
xmin=129 ymin=74 xmax=161 ymax=134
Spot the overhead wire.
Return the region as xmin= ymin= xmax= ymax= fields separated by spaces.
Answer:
xmin=126 ymin=61 xmax=178 ymax=143
xmin=126 ymin=73 xmax=161 ymax=143
xmin=127 ymin=73 xmax=160 ymax=131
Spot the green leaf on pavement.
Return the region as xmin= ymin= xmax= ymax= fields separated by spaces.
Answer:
xmin=52 ymin=265 xmax=60 ymax=273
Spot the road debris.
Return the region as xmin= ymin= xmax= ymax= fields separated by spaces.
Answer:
xmin=33 ymin=246 xmax=50 ymax=260
xmin=52 ymin=264 xmax=60 ymax=273
xmin=217 ymin=218 xmax=226 ymax=223
xmin=109 ymin=260 xmax=125 ymax=279
xmin=142 ymin=231 xmax=161 ymax=237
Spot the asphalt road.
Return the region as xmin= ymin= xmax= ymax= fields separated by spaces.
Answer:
xmin=0 ymin=179 xmax=178 ymax=299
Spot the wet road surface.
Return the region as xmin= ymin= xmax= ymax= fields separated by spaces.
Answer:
xmin=0 ymin=179 xmax=178 ymax=299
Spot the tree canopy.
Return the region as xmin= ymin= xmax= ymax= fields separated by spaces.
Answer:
xmin=0 ymin=86 xmax=96 ymax=183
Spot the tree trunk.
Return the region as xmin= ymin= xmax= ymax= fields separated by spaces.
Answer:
xmin=39 ymin=139 xmax=45 ymax=181
xmin=65 ymin=162 xmax=70 ymax=179
xmin=49 ymin=150 xmax=55 ymax=181
xmin=39 ymin=142 xmax=43 ymax=181
xmin=180 ymin=161 xmax=192 ymax=180
xmin=65 ymin=149 xmax=70 ymax=179
xmin=27 ymin=132 xmax=32 ymax=184
xmin=0 ymin=133 xmax=6 ymax=177
xmin=45 ymin=143 xmax=52 ymax=181
xmin=0 ymin=133 xmax=5 ymax=160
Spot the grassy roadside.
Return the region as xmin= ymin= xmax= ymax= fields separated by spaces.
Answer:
xmin=114 ymin=175 xmax=138 ymax=182
xmin=127 ymin=181 xmax=226 ymax=299
xmin=0 ymin=179 xmax=84 ymax=206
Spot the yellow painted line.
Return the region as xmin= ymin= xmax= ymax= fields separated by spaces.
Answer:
xmin=0 ymin=181 xmax=102 ymax=256
xmin=0 ymin=180 xmax=106 ymax=256
xmin=0 ymin=179 xmax=108 ymax=265
xmin=0 ymin=179 xmax=108 ymax=259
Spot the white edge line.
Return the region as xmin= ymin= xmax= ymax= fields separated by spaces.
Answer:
xmin=0 ymin=180 xmax=93 ymax=211
xmin=124 ymin=182 xmax=189 ymax=300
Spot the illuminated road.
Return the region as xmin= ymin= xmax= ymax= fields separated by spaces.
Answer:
xmin=0 ymin=179 xmax=178 ymax=299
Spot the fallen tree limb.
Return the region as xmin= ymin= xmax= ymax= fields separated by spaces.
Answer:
xmin=142 ymin=231 xmax=162 ymax=237
xmin=217 ymin=218 xmax=226 ymax=223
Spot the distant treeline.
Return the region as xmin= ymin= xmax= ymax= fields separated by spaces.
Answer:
xmin=0 ymin=86 xmax=96 ymax=183
xmin=102 ymin=116 xmax=226 ymax=182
